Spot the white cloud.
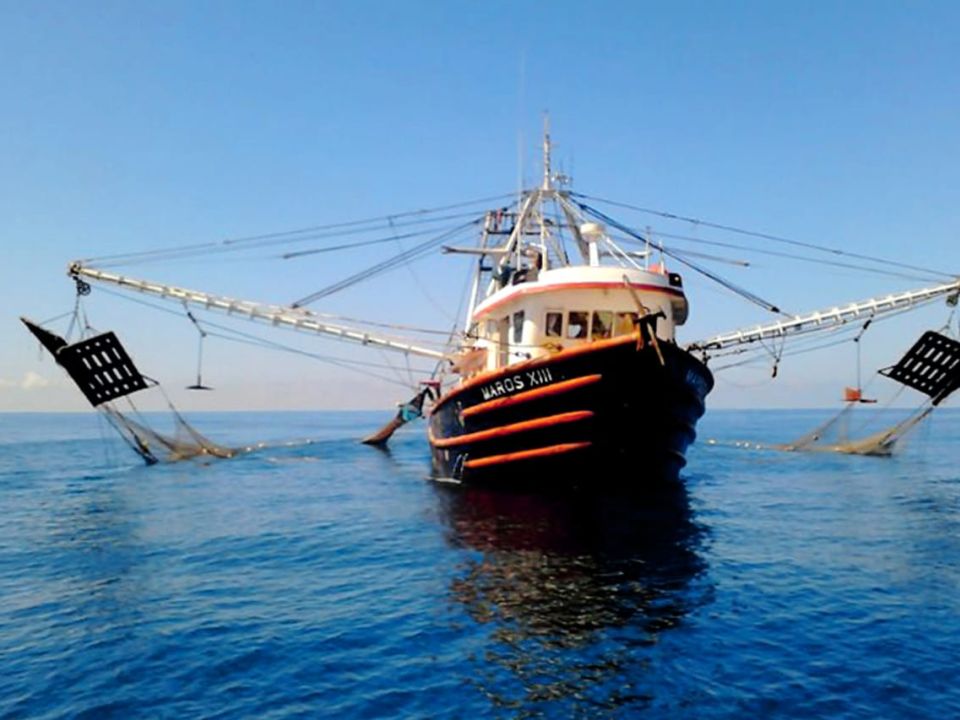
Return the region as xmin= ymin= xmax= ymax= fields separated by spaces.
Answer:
xmin=22 ymin=371 xmax=50 ymax=390
xmin=20 ymin=371 xmax=51 ymax=390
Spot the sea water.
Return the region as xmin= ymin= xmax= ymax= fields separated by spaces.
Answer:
xmin=1 ymin=409 xmax=958 ymax=718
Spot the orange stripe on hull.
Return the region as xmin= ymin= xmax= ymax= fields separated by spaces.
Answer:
xmin=461 ymin=374 xmax=602 ymax=419
xmin=433 ymin=333 xmax=642 ymax=413
xmin=464 ymin=442 xmax=593 ymax=469
xmin=429 ymin=410 xmax=593 ymax=449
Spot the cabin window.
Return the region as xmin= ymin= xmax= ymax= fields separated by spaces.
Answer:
xmin=567 ymin=311 xmax=588 ymax=339
xmin=497 ymin=317 xmax=510 ymax=366
xmin=545 ymin=312 xmax=562 ymax=337
xmin=591 ymin=311 xmax=613 ymax=339
xmin=614 ymin=312 xmax=639 ymax=336
xmin=512 ymin=311 xmax=525 ymax=343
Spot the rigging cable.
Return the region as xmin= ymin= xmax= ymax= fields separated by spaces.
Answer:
xmin=576 ymin=201 xmax=789 ymax=316
xmin=279 ymin=226 xmax=452 ymax=260
xmin=385 ymin=215 xmax=458 ymax=324
xmin=852 ymin=317 xmax=874 ymax=395
xmin=92 ymin=286 xmax=436 ymax=386
xmin=183 ymin=305 xmax=212 ymax=390
xmin=291 ymin=217 xmax=482 ymax=307
xmin=80 ymin=193 xmax=515 ymax=268
xmin=572 ymin=192 xmax=955 ymax=281
xmin=703 ymin=293 xmax=948 ymax=366
xmin=86 ymin=211 xmax=487 ymax=268
xmin=708 ymin=302 xmax=926 ymax=371
xmin=616 ymin=229 xmax=943 ymax=284
xmin=203 ymin=328 xmax=426 ymax=388
xmin=93 ymin=280 xmax=453 ymax=350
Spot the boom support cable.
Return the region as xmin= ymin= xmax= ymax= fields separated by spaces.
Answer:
xmin=616 ymin=229 xmax=943 ymax=284
xmin=572 ymin=192 xmax=955 ymax=281
xmin=80 ymin=194 xmax=514 ymax=268
xmin=93 ymin=285 xmax=434 ymax=387
xmin=291 ymin=217 xmax=482 ymax=307
xmin=576 ymin=201 xmax=788 ymax=315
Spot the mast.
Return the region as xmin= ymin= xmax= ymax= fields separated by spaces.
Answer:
xmin=69 ymin=263 xmax=447 ymax=360
xmin=541 ymin=114 xmax=552 ymax=191
xmin=687 ymin=280 xmax=960 ymax=355
xmin=462 ymin=211 xmax=495 ymax=333
xmin=539 ymin=116 xmax=551 ymax=265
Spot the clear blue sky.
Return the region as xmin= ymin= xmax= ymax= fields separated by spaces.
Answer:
xmin=2 ymin=1 xmax=958 ymax=411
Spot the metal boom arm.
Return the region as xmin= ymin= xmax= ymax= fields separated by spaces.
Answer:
xmin=687 ymin=280 xmax=960 ymax=354
xmin=70 ymin=263 xmax=447 ymax=361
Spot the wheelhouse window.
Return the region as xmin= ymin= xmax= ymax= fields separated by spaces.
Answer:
xmin=567 ymin=311 xmax=588 ymax=339
xmin=512 ymin=311 xmax=525 ymax=343
xmin=545 ymin=311 xmax=562 ymax=337
xmin=614 ymin=312 xmax=639 ymax=336
xmin=497 ymin=317 xmax=510 ymax=366
xmin=591 ymin=311 xmax=613 ymax=340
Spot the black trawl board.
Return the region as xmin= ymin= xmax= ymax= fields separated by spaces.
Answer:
xmin=881 ymin=331 xmax=960 ymax=405
xmin=56 ymin=332 xmax=149 ymax=406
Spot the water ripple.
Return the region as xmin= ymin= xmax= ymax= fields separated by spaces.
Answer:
xmin=0 ymin=411 xmax=959 ymax=718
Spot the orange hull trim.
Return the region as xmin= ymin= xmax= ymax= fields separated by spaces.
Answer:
xmin=461 ymin=374 xmax=603 ymax=419
xmin=429 ymin=410 xmax=594 ymax=449
xmin=433 ymin=333 xmax=641 ymax=413
xmin=464 ymin=442 xmax=593 ymax=469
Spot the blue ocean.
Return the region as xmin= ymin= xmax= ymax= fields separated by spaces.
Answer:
xmin=2 ymin=409 xmax=959 ymax=718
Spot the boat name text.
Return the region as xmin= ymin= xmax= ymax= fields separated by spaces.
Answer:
xmin=480 ymin=368 xmax=554 ymax=400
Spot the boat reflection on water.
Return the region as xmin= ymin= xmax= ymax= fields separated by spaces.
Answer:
xmin=435 ymin=482 xmax=713 ymax=713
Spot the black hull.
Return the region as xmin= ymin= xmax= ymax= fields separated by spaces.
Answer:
xmin=429 ymin=336 xmax=713 ymax=490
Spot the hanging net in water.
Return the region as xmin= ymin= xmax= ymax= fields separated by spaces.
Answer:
xmin=100 ymin=402 xmax=238 ymax=465
xmin=773 ymin=403 xmax=934 ymax=457
xmin=775 ymin=330 xmax=959 ymax=456
xmin=22 ymin=317 xmax=240 ymax=465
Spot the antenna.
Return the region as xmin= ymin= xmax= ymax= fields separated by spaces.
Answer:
xmin=542 ymin=112 xmax=552 ymax=190
xmin=517 ymin=51 xmax=526 ymax=201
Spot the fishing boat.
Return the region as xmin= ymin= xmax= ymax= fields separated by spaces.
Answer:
xmin=21 ymin=126 xmax=960 ymax=487
xmin=426 ymin=199 xmax=711 ymax=483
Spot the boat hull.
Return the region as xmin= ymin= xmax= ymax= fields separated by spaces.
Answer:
xmin=429 ymin=335 xmax=713 ymax=490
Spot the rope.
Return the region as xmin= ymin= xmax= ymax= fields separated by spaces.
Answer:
xmin=572 ymin=192 xmax=955 ymax=281
xmin=92 ymin=285 xmax=434 ymax=387
xmin=706 ymin=301 xmax=938 ymax=366
xmin=203 ymin=328 xmax=427 ymax=388
xmin=576 ymin=201 xmax=788 ymax=315
xmin=385 ymin=216 xmax=458 ymax=324
xmin=279 ymin=217 xmax=479 ymax=260
xmin=80 ymin=194 xmax=513 ymax=267
xmin=291 ymin=217 xmax=481 ymax=307
xmin=95 ymin=282 xmax=453 ymax=351
xmin=617 ymin=229 xmax=942 ymax=284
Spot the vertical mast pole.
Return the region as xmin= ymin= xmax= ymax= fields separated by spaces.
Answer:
xmin=464 ymin=211 xmax=493 ymax=333
xmin=538 ymin=114 xmax=552 ymax=265
xmin=541 ymin=114 xmax=552 ymax=191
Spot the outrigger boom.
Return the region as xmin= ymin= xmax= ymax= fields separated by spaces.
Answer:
xmin=71 ymin=263 xmax=960 ymax=366
xmin=687 ymin=280 xmax=960 ymax=356
xmin=69 ymin=263 xmax=447 ymax=361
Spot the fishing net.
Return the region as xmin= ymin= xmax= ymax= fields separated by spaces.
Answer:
xmin=773 ymin=330 xmax=959 ymax=456
xmin=100 ymin=402 xmax=238 ymax=465
xmin=22 ymin=316 xmax=240 ymax=465
xmin=774 ymin=403 xmax=933 ymax=457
